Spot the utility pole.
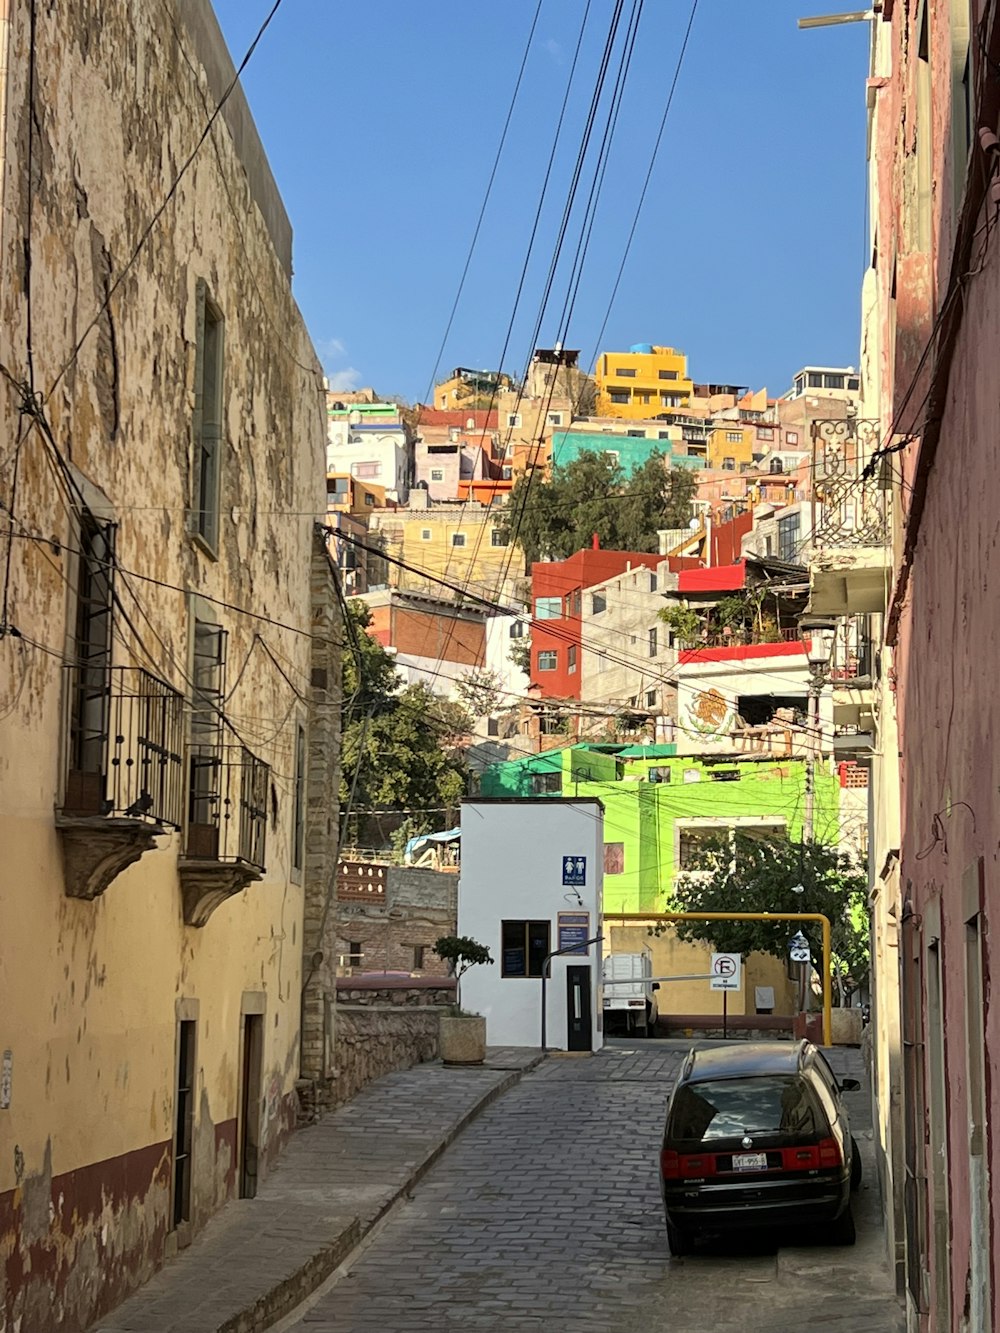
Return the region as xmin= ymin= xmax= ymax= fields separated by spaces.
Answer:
xmin=800 ymin=617 xmax=837 ymax=840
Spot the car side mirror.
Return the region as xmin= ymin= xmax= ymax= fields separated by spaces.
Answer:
xmin=840 ymin=1077 xmax=861 ymax=1092
xmin=652 ymin=982 xmax=660 ymax=991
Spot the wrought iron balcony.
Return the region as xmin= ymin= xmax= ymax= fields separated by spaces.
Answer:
xmin=810 ymin=417 xmax=889 ymax=548
xmin=185 ymin=743 xmax=269 ymax=868
xmin=179 ymin=744 xmax=271 ymax=926
xmin=62 ymin=665 xmax=185 ymax=824
xmin=828 ymin=614 xmax=875 ymax=684
xmin=57 ymin=666 xmax=185 ymax=900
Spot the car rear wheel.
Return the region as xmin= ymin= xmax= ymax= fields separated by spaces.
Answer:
xmin=830 ymin=1204 xmax=856 ymax=1246
xmin=850 ymin=1137 xmax=862 ymax=1191
xmin=665 ymin=1214 xmax=692 ymax=1257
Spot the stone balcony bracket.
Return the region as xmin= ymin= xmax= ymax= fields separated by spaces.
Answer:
xmin=177 ymin=858 xmax=263 ymax=927
xmin=56 ymin=812 xmax=168 ymax=901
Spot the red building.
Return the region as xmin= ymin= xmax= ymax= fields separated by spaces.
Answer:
xmin=530 ymin=546 xmax=662 ymax=698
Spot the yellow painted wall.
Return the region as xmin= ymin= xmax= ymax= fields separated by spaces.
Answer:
xmin=596 ymin=345 xmax=693 ymax=419
xmin=0 ymin=2 xmax=327 ymax=1322
xmin=707 ymin=425 xmax=755 ymax=469
xmin=390 ymin=510 xmax=523 ymax=598
xmin=607 ymin=924 xmax=798 ymax=1018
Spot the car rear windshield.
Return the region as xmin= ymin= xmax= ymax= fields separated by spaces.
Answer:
xmin=668 ymin=1075 xmax=823 ymax=1143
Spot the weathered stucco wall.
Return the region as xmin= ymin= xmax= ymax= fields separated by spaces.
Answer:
xmin=0 ymin=2 xmax=327 ymax=1328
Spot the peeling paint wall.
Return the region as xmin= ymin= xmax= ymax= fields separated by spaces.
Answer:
xmin=0 ymin=2 xmax=328 ymax=1329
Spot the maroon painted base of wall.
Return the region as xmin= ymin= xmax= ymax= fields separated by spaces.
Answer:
xmin=0 ymin=1138 xmax=172 ymax=1333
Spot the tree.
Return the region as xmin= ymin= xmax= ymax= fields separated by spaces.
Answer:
xmin=433 ymin=935 xmax=494 ymax=1012
xmin=498 ymin=451 xmax=696 ymax=566
xmin=660 ymin=833 xmax=869 ymax=1005
xmin=341 ymin=601 xmax=473 ymax=845
xmin=455 ymin=668 xmax=504 ymax=718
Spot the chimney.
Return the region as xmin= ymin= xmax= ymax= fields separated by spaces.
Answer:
xmin=592 ymin=532 xmax=600 ymax=550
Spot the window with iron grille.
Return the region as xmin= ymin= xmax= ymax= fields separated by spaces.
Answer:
xmin=65 ymin=513 xmax=116 ymax=811
xmin=292 ymin=723 xmax=306 ymax=873
xmin=187 ymin=617 xmax=227 ymax=857
xmin=777 ymin=513 xmax=801 ymax=561
xmin=192 ymin=281 xmax=224 ymax=554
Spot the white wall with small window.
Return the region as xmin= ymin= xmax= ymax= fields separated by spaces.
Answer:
xmin=459 ymin=798 xmax=604 ymax=1050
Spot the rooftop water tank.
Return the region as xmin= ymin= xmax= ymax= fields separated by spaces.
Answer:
xmin=629 ymin=343 xmax=653 ymax=355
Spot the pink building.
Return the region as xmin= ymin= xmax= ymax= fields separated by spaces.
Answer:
xmin=845 ymin=3 xmax=1000 ymax=1326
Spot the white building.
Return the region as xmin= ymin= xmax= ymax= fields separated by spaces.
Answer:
xmin=326 ymin=398 xmax=412 ymax=503
xmin=672 ymin=641 xmax=830 ymax=757
xmin=459 ymin=798 xmax=604 ymax=1051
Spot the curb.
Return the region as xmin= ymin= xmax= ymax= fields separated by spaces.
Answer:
xmin=215 ymin=1056 xmax=544 ymax=1333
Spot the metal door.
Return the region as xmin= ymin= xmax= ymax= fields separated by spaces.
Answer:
xmin=566 ymin=966 xmax=592 ymax=1052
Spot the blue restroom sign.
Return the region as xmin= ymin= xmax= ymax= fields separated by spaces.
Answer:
xmin=562 ymin=855 xmax=587 ymax=887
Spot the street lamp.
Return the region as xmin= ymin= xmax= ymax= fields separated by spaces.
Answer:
xmin=798 ymin=615 xmax=839 ymax=841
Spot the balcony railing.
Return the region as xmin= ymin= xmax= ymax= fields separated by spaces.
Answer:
xmin=828 ymin=615 xmax=875 ymax=683
xmin=186 ymin=744 xmax=269 ymax=871
xmin=811 ymin=417 xmax=888 ymax=547
xmin=63 ymin=666 xmax=185 ymax=827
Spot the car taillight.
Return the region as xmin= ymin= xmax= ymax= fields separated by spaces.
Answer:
xmin=780 ymin=1145 xmax=820 ymax=1170
xmin=818 ymin=1136 xmax=842 ymax=1168
xmin=660 ymin=1149 xmax=716 ymax=1179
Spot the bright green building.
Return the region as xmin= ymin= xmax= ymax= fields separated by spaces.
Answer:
xmin=479 ymin=744 xmax=840 ymax=914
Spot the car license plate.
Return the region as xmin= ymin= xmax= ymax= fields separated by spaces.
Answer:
xmin=733 ymin=1152 xmax=768 ymax=1171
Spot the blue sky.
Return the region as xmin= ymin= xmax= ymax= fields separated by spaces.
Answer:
xmin=211 ymin=1 xmax=869 ymax=403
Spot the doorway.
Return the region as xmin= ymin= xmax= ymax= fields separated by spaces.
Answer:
xmin=566 ymin=966 xmax=592 ymax=1052
xmin=239 ymin=1014 xmax=263 ymax=1199
xmin=173 ymin=1019 xmax=196 ymax=1228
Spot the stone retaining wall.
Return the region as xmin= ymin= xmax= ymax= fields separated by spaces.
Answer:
xmin=328 ymin=1007 xmax=442 ymax=1110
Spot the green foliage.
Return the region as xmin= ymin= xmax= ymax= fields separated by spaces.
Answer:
xmin=341 ymin=601 xmax=472 ymax=842
xmin=434 ymin=935 xmax=495 ymax=1012
xmin=659 ymin=834 xmax=870 ymax=1003
xmin=508 ymin=635 xmax=531 ymax=674
xmin=456 ymin=668 xmax=504 ymax=718
xmin=498 ymin=451 xmax=696 ymax=566
xmin=658 ymin=605 xmax=702 ymax=647
xmin=433 ymin=935 xmax=495 ymax=979
xmin=658 ymin=589 xmax=784 ymax=648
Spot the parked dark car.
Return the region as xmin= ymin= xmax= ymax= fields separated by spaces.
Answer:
xmin=659 ymin=1041 xmax=862 ymax=1255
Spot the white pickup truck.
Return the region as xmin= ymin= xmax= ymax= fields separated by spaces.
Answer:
xmin=602 ymin=952 xmax=659 ymax=1037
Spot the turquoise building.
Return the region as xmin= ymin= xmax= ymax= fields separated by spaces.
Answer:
xmin=550 ymin=430 xmax=704 ymax=475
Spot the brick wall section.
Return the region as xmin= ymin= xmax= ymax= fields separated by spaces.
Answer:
xmin=300 ymin=534 xmax=343 ymax=1100
xmin=334 ymin=863 xmax=458 ymax=977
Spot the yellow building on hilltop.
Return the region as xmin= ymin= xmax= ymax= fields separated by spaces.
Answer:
xmin=596 ymin=344 xmax=693 ymax=419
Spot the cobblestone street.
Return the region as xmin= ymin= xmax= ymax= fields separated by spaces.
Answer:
xmin=284 ymin=1043 xmax=903 ymax=1333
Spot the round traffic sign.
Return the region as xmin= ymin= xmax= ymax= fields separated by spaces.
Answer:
xmin=714 ymin=955 xmax=737 ymax=977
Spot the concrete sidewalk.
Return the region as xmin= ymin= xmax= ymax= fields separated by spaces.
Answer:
xmin=93 ymin=1049 xmax=542 ymax=1333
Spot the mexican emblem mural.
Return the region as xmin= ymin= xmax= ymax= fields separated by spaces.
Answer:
xmin=685 ymin=687 xmax=732 ymax=737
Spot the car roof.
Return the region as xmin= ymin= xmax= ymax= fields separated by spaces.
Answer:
xmin=680 ymin=1040 xmax=811 ymax=1084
